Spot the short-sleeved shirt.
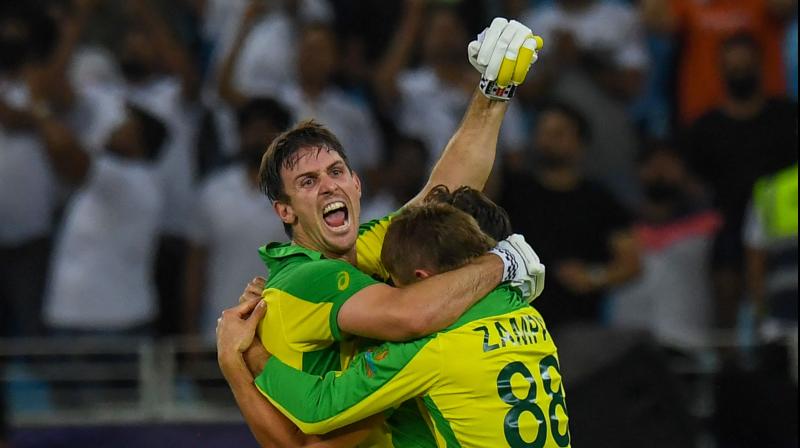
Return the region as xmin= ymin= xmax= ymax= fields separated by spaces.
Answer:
xmin=257 ymin=214 xmax=436 ymax=447
xmin=500 ymin=175 xmax=633 ymax=325
xmin=256 ymin=286 xmax=571 ymax=448
xmin=44 ymin=156 xmax=163 ymax=330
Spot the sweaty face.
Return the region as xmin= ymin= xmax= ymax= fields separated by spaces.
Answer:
xmin=277 ymin=147 xmax=362 ymax=258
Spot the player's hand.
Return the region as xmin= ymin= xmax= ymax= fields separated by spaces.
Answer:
xmin=467 ymin=18 xmax=543 ymax=100
xmin=239 ymin=276 xmax=266 ymax=304
xmin=489 ymin=234 xmax=546 ymax=303
xmin=216 ymin=298 xmax=267 ymax=364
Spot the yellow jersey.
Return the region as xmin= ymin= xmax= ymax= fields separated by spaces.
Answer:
xmin=256 ymin=285 xmax=571 ymax=448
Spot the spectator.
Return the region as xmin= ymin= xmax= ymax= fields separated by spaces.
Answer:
xmin=219 ymin=15 xmax=382 ymax=175
xmin=520 ymin=0 xmax=648 ymax=206
xmin=681 ymin=33 xmax=797 ymax=328
xmin=744 ymin=163 xmax=798 ymax=343
xmin=0 ymin=5 xmax=67 ymax=338
xmin=208 ymin=0 xmax=333 ymax=98
xmin=500 ymin=102 xmax=641 ymax=329
xmin=521 ymin=0 xmax=649 ymax=81
xmin=183 ymin=98 xmax=291 ymax=340
xmin=612 ymin=142 xmax=721 ymax=349
xmin=642 ymin=0 xmax=793 ymax=124
xmin=736 ymin=163 xmax=799 ymax=448
xmin=77 ymin=1 xmax=202 ymax=335
xmin=373 ymin=1 xmax=527 ymax=169
xmin=43 ymin=105 xmax=167 ymax=335
xmin=360 ymin=135 xmax=429 ymax=222
xmin=203 ymin=0 xmax=333 ymax=159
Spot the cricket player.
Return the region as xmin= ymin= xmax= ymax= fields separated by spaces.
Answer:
xmin=257 ymin=201 xmax=570 ymax=447
xmin=217 ymin=18 xmax=545 ymax=447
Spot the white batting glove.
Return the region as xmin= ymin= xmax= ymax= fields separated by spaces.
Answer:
xmin=489 ymin=234 xmax=546 ymax=303
xmin=467 ymin=17 xmax=543 ymax=101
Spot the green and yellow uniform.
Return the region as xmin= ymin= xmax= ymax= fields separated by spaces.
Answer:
xmin=255 ymin=285 xmax=572 ymax=448
xmin=257 ymin=215 xmax=435 ymax=447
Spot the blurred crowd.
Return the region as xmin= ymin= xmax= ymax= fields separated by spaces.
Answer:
xmin=0 ymin=0 xmax=797 ymax=444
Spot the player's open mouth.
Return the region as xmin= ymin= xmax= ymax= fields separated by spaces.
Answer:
xmin=322 ymin=201 xmax=349 ymax=231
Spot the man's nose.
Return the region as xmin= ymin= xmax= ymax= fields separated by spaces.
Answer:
xmin=318 ymin=174 xmax=338 ymax=195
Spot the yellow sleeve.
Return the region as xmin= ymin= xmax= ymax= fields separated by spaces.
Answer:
xmin=355 ymin=214 xmax=395 ymax=282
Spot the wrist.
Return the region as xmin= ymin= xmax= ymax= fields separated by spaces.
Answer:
xmin=219 ymin=351 xmax=248 ymax=376
xmin=482 ymin=252 xmax=507 ymax=283
xmin=478 ymin=77 xmax=517 ymax=101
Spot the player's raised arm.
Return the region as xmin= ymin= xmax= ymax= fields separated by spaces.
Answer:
xmin=408 ymin=18 xmax=542 ymax=207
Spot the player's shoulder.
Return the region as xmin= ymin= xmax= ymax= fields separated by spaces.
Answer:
xmin=358 ymin=213 xmax=394 ymax=236
xmin=268 ymin=257 xmax=374 ymax=303
xmin=445 ymin=286 xmax=530 ymax=331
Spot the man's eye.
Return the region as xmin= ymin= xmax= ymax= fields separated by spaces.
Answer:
xmin=331 ymin=168 xmax=343 ymax=176
xmin=301 ymin=178 xmax=314 ymax=187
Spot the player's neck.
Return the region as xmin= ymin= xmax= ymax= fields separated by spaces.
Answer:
xmin=291 ymin=235 xmax=358 ymax=265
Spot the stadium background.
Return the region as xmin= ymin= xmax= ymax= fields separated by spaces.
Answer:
xmin=0 ymin=0 xmax=797 ymax=447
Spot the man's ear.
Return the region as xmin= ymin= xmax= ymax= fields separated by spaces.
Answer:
xmin=273 ymin=200 xmax=296 ymax=227
xmin=414 ymin=269 xmax=433 ymax=281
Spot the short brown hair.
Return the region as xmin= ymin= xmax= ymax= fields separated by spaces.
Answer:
xmin=425 ymin=185 xmax=512 ymax=241
xmin=381 ymin=203 xmax=495 ymax=285
xmin=258 ymin=119 xmax=351 ymax=202
xmin=258 ymin=120 xmax=351 ymax=236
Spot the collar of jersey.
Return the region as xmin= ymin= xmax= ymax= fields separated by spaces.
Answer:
xmin=260 ymin=242 xmax=324 ymax=262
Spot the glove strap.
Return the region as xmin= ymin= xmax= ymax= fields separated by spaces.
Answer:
xmin=479 ymin=77 xmax=517 ymax=101
xmin=489 ymin=246 xmax=519 ymax=282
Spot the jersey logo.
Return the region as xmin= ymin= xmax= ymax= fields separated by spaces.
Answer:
xmin=364 ymin=347 xmax=389 ymax=378
xmin=336 ymin=271 xmax=350 ymax=291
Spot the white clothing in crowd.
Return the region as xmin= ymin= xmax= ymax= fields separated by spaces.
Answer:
xmin=522 ymin=1 xmax=649 ymax=71
xmin=611 ymin=211 xmax=721 ymax=348
xmin=204 ymin=0 xmax=333 ymax=95
xmin=277 ymin=85 xmax=382 ymax=174
xmin=0 ymin=80 xmax=58 ymax=245
xmin=188 ymin=164 xmax=287 ymax=339
xmin=44 ymin=155 xmax=164 ymax=330
xmin=396 ymin=68 xmax=527 ymax=171
xmin=75 ymin=77 xmax=198 ymax=237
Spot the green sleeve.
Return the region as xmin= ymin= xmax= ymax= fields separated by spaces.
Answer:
xmin=254 ymin=338 xmax=439 ymax=435
xmin=276 ymin=259 xmax=379 ymax=341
